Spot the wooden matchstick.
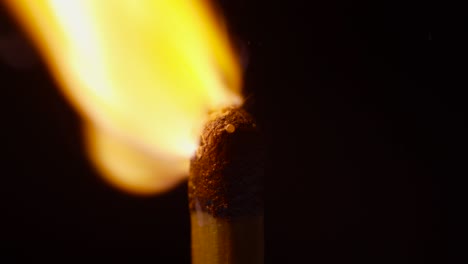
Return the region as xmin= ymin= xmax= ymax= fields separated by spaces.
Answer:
xmin=189 ymin=106 xmax=264 ymax=264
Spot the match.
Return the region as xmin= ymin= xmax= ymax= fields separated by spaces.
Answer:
xmin=189 ymin=106 xmax=264 ymax=264
xmin=4 ymin=1 xmax=264 ymax=262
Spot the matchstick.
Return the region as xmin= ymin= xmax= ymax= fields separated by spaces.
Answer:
xmin=189 ymin=106 xmax=264 ymax=264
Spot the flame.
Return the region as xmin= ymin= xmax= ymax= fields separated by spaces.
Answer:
xmin=5 ymin=0 xmax=242 ymax=194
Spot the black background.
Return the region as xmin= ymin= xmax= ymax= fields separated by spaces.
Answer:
xmin=1 ymin=0 xmax=462 ymax=263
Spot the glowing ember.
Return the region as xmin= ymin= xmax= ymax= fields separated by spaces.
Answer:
xmin=5 ymin=0 xmax=242 ymax=194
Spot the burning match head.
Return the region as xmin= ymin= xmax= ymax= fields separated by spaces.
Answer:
xmin=189 ymin=106 xmax=264 ymax=219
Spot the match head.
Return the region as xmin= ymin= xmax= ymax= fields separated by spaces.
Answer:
xmin=188 ymin=106 xmax=264 ymax=219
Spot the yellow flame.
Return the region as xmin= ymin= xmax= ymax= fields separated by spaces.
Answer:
xmin=5 ymin=0 xmax=242 ymax=194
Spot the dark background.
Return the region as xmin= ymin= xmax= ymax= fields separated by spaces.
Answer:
xmin=1 ymin=0 xmax=462 ymax=263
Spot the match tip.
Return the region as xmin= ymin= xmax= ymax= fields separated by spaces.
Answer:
xmin=189 ymin=106 xmax=264 ymax=219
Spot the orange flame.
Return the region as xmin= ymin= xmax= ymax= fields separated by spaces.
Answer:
xmin=5 ymin=0 xmax=242 ymax=194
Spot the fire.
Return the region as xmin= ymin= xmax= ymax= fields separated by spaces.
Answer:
xmin=5 ymin=0 xmax=242 ymax=194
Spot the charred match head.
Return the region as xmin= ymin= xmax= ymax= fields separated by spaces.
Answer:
xmin=188 ymin=106 xmax=264 ymax=219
